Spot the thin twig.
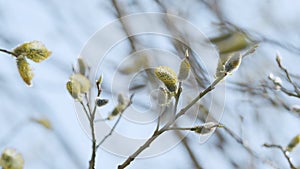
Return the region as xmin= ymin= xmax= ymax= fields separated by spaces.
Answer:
xmin=174 ymin=130 xmax=203 ymax=169
xmin=79 ymin=100 xmax=91 ymax=121
xmin=117 ymin=74 xmax=227 ymax=169
xmin=276 ymin=54 xmax=300 ymax=95
xmin=0 ymin=48 xmax=18 ymax=57
xmin=263 ymin=144 xmax=297 ymax=169
xmin=96 ymin=95 xmax=133 ymax=148
xmin=221 ymin=125 xmax=279 ymax=169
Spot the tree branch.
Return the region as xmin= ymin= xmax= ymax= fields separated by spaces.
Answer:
xmin=117 ymin=73 xmax=227 ymax=169
xmin=263 ymin=144 xmax=297 ymax=169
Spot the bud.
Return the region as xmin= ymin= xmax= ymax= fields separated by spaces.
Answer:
xmin=108 ymin=94 xmax=129 ymax=120
xmin=193 ymin=122 xmax=220 ymax=135
xmin=31 ymin=118 xmax=52 ymax=130
xmin=13 ymin=41 xmax=52 ymax=63
xmin=70 ymin=73 xmax=91 ymax=93
xmin=95 ymin=97 xmax=109 ymax=107
xmin=178 ymin=59 xmax=190 ymax=81
xmin=77 ymin=58 xmax=88 ymax=76
xmin=225 ymin=52 xmax=242 ymax=74
xmin=154 ymin=66 xmax=178 ymax=92
xmin=0 ymin=148 xmax=24 ymax=169
xmin=291 ymin=105 xmax=300 ymax=113
xmin=286 ymin=134 xmax=300 ymax=152
xmin=66 ymin=80 xmax=81 ymax=100
xmin=16 ymin=56 xmax=33 ymax=86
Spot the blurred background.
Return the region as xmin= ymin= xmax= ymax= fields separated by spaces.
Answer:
xmin=0 ymin=0 xmax=300 ymax=169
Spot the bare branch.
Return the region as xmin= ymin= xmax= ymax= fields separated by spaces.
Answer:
xmin=174 ymin=131 xmax=203 ymax=169
xmin=263 ymin=144 xmax=297 ymax=169
xmin=275 ymin=54 xmax=300 ymax=95
xmin=117 ymin=74 xmax=227 ymax=169
xmin=96 ymin=95 xmax=134 ymax=148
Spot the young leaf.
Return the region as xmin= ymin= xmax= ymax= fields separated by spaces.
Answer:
xmin=13 ymin=41 xmax=52 ymax=63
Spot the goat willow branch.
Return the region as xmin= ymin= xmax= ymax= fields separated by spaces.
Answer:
xmin=96 ymin=95 xmax=133 ymax=149
xmin=117 ymin=73 xmax=227 ymax=169
xmin=263 ymin=144 xmax=297 ymax=169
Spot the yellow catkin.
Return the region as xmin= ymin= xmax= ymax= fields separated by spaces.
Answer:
xmin=0 ymin=148 xmax=24 ymax=169
xmin=13 ymin=41 xmax=52 ymax=63
xmin=286 ymin=135 xmax=300 ymax=152
xmin=32 ymin=118 xmax=52 ymax=130
xmin=66 ymin=80 xmax=81 ymax=100
xmin=70 ymin=73 xmax=91 ymax=93
xmin=16 ymin=56 xmax=33 ymax=86
xmin=154 ymin=66 xmax=178 ymax=92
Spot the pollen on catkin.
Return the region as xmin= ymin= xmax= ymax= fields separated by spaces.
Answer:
xmin=154 ymin=66 xmax=178 ymax=92
xmin=0 ymin=148 xmax=24 ymax=169
xmin=16 ymin=56 xmax=33 ymax=86
xmin=13 ymin=41 xmax=52 ymax=63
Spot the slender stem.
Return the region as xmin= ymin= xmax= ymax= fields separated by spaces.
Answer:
xmin=0 ymin=48 xmax=18 ymax=57
xmin=117 ymin=74 xmax=226 ymax=169
xmin=174 ymin=130 xmax=203 ymax=169
xmin=174 ymin=82 xmax=182 ymax=115
xmin=276 ymin=54 xmax=300 ymax=95
xmin=166 ymin=127 xmax=194 ymax=131
xmin=88 ymin=104 xmax=97 ymax=169
xmin=221 ymin=125 xmax=279 ymax=169
xmin=85 ymin=93 xmax=92 ymax=112
xmin=155 ymin=107 xmax=163 ymax=132
xmin=263 ymin=144 xmax=297 ymax=169
xmin=88 ymin=76 xmax=105 ymax=169
xmin=175 ymin=73 xmax=226 ymax=120
xmin=79 ymin=100 xmax=91 ymax=121
xmin=96 ymin=97 xmax=133 ymax=148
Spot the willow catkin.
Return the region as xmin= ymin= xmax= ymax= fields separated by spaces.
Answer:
xmin=178 ymin=59 xmax=190 ymax=81
xmin=0 ymin=148 xmax=24 ymax=169
xmin=16 ymin=56 xmax=33 ymax=86
xmin=13 ymin=41 xmax=52 ymax=63
xmin=154 ymin=66 xmax=178 ymax=92
xmin=224 ymin=52 xmax=242 ymax=74
xmin=286 ymin=135 xmax=300 ymax=152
